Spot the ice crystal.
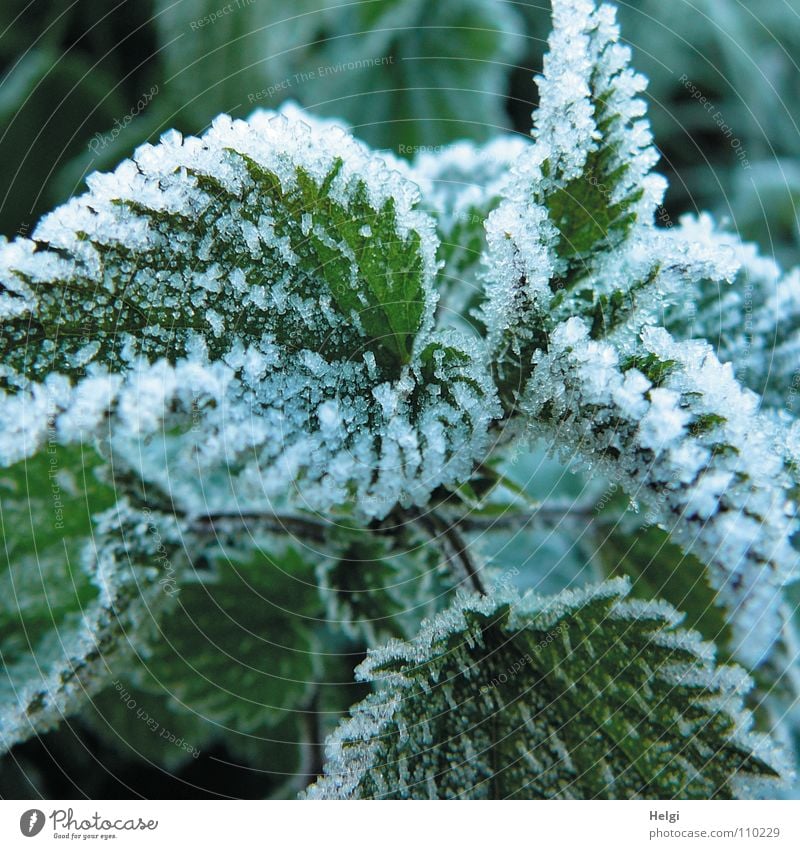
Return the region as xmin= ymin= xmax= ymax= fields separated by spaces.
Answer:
xmin=521 ymin=318 xmax=798 ymax=665
xmin=410 ymin=137 xmax=530 ymax=325
xmin=667 ymin=214 xmax=800 ymax=407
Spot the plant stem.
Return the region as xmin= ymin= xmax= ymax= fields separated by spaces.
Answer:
xmin=190 ymin=497 xmax=610 ymax=542
xmin=191 ymin=510 xmax=330 ymax=542
xmin=414 ymin=509 xmax=486 ymax=595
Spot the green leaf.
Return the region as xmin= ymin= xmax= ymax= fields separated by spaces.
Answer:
xmin=82 ymin=682 xmax=212 ymax=769
xmin=133 ymin=540 xmax=323 ymax=732
xmin=0 ymin=444 xmax=114 ymax=660
xmin=306 ymin=579 xmax=783 ymax=799
xmin=480 ymin=0 xmax=667 ymax=406
xmin=0 ymin=498 xmax=181 ymax=753
xmin=543 ymin=142 xmax=641 ymax=268
xmin=319 ymin=527 xmax=453 ymax=641
xmin=245 ymin=155 xmax=425 ymax=365
xmin=0 ymin=103 xmax=500 ymax=522
xmin=0 ymin=108 xmax=437 ymax=385
xmin=531 ymin=0 xmax=663 ymax=281
xmin=153 ymin=0 xmax=338 ymax=128
xmin=591 ymin=524 xmax=734 ymax=656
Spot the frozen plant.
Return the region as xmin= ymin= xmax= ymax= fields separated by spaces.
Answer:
xmin=1 ymin=0 xmax=798 ymax=799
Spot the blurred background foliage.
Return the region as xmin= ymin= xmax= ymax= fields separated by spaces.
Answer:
xmin=1 ymin=0 xmax=799 ymax=799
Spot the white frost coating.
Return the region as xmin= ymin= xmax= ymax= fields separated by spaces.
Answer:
xmin=536 ymin=0 xmax=597 ymax=180
xmin=637 ymin=388 xmax=689 ymax=450
xmin=0 ymin=101 xmax=501 ymax=519
xmin=482 ymin=198 xmax=558 ymax=358
xmin=533 ymin=0 xmax=665 ymax=229
xmin=412 ymin=136 xmax=530 ymax=235
xmin=473 ymin=0 xmax=800 ymax=669
xmin=1 ymin=101 xmax=440 ymax=382
xmin=305 ymin=578 xmax=784 ymax=799
xmin=0 ymin=501 xmax=180 ymax=754
xmin=403 ymin=136 xmax=532 ymax=323
xmin=479 ymin=0 xmax=670 ymax=399
xmin=1 ymin=330 xmax=499 ymax=522
xmin=521 ymin=317 xmax=799 ymax=666
xmin=667 ymin=213 xmax=800 ymax=407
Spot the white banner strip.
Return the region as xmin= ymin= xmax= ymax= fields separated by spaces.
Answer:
xmin=0 ymin=799 xmax=798 ymax=848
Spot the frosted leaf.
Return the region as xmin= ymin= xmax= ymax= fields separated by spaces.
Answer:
xmin=521 ymin=318 xmax=799 ymax=666
xmin=666 ymin=214 xmax=800 ymax=408
xmin=468 ymin=0 xmax=799 ymax=670
xmin=0 ymin=104 xmax=501 ymax=519
xmin=480 ymin=186 xmax=739 ymax=409
xmin=0 ymin=106 xmax=437 ymax=380
xmin=0 ymin=494 xmax=182 ymax=753
xmin=526 ymin=0 xmax=664 ymax=272
xmin=479 ymin=0 xmax=668 ymax=405
xmin=304 ymin=579 xmax=784 ymax=799
xmin=409 ymin=137 xmax=531 ymax=325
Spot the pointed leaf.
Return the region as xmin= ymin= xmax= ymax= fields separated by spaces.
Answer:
xmin=306 ymin=579 xmax=783 ymax=799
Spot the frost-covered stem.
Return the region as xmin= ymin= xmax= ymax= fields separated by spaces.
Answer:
xmin=191 ymin=499 xmax=607 ymax=538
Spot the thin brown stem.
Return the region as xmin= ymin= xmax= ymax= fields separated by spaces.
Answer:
xmin=191 ymin=511 xmax=330 ymax=542
xmin=413 ymin=509 xmax=486 ymax=595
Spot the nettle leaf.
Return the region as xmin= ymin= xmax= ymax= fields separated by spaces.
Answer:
xmin=531 ymin=0 xmax=664 ymax=273
xmin=83 ymin=528 xmax=347 ymax=784
xmin=132 ymin=538 xmax=323 ymax=733
xmin=0 ymin=108 xmax=433 ymax=381
xmin=0 ymin=107 xmax=500 ymax=520
xmin=0 ymin=497 xmax=182 ymax=753
xmin=666 ymin=214 xmax=800 ymax=409
xmin=410 ymin=137 xmax=530 ymax=327
xmin=478 ymin=0 xmax=750 ymax=407
xmin=590 ymin=523 xmax=734 ymax=655
xmin=305 ymin=578 xmax=783 ymax=799
xmin=479 ymin=0 xmax=670 ymax=405
xmin=83 ymin=681 xmax=212 ymax=770
xmin=522 ymin=318 xmax=798 ymax=667
xmin=470 ymin=0 xmax=799 ymax=668
xmin=86 ymin=632 xmax=324 ymax=790
xmin=0 ymin=443 xmax=114 ymax=660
